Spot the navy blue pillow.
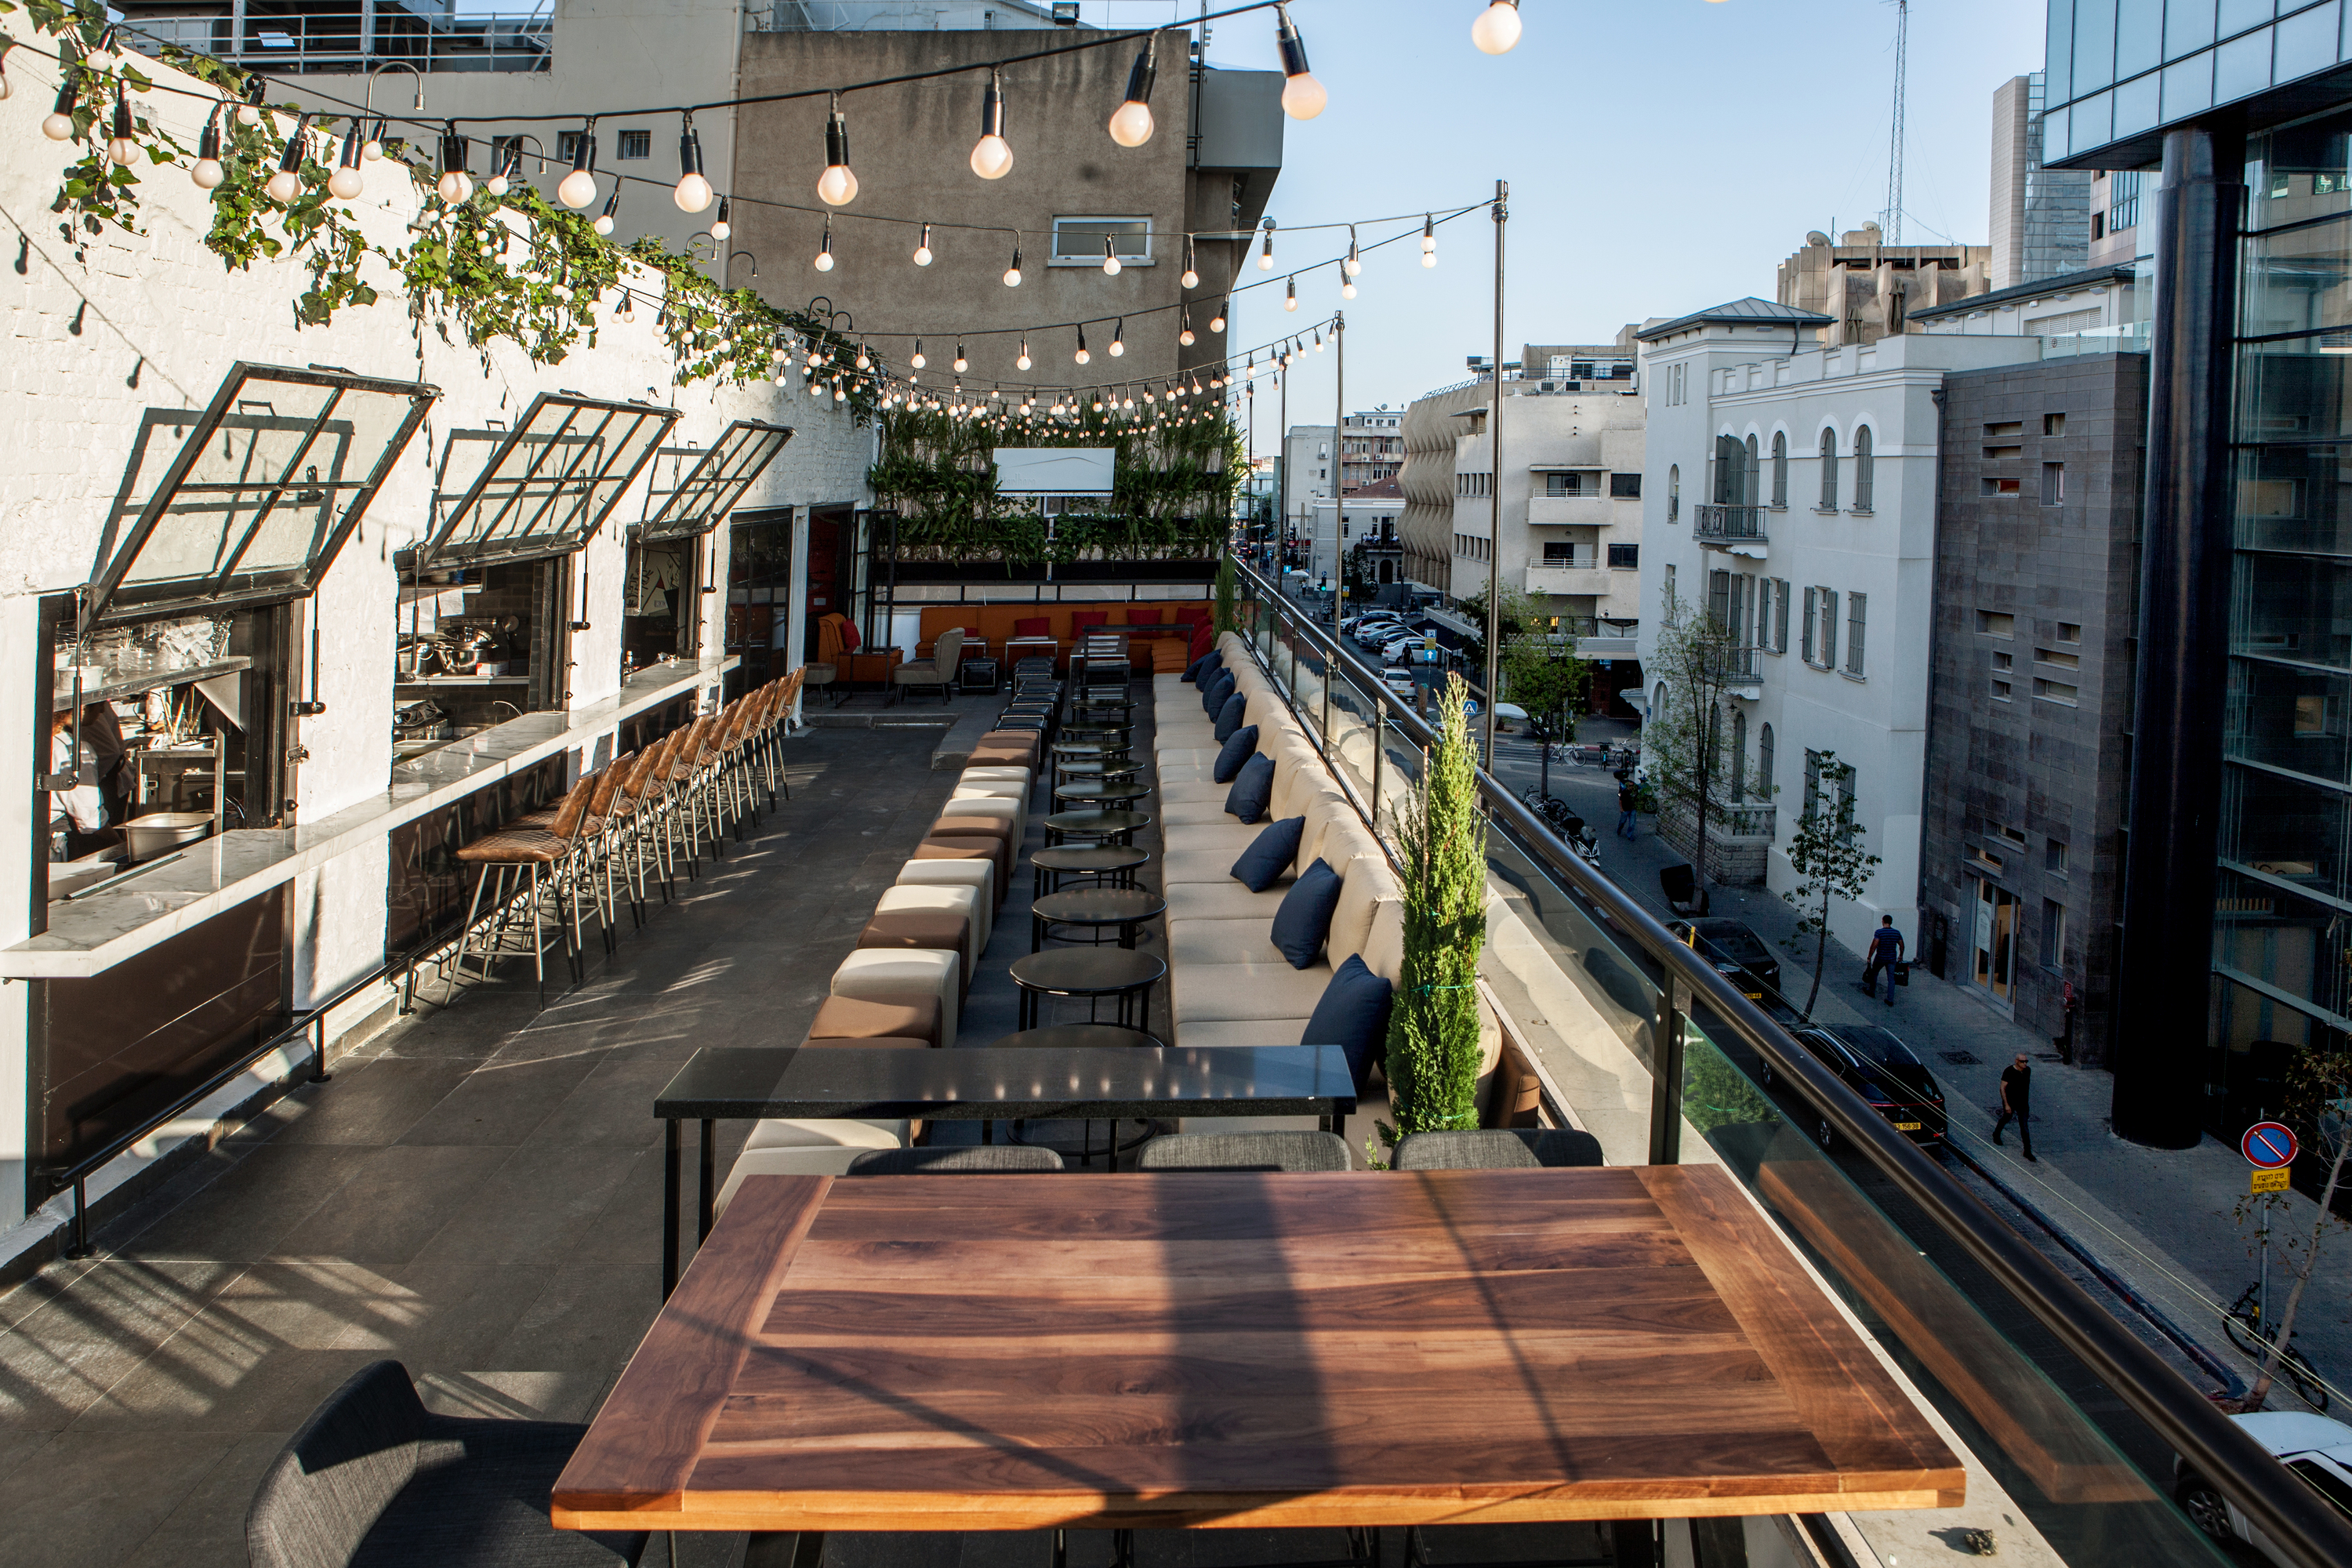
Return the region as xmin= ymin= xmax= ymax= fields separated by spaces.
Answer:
xmin=1181 ymin=652 xmax=1209 ymax=683
xmin=1270 ymin=858 xmax=1343 ymax=968
xmin=1212 ymin=724 xmax=1259 ymax=783
xmin=1214 ymin=691 xmax=1249 ymax=742
xmin=1225 ymin=751 xmax=1276 ymax=822
xmin=1230 ymin=815 xmax=1305 ymax=891
xmin=1303 ymin=954 xmax=1394 ymax=1093
xmin=1183 ymin=648 xmax=1224 ymax=686
xmin=1202 ymin=670 xmax=1236 ymax=717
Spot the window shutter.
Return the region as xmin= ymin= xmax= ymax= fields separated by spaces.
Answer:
xmin=1802 ymin=586 xmax=1816 ymax=662
xmin=1775 ymin=579 xmax=1791 ymax=652
xmin=1848 ymin=591 xmax=1867 ymax=674
xmin=1820 ymin=430 xmax=1838 ymax=509
xmin=1821 ymin=590 xmax=1838 ymax=669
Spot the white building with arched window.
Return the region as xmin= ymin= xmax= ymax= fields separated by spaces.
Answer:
xmin=1633 ymin=298 xmax=2046 ymax=954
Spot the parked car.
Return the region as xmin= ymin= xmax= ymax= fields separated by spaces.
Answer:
xmin=2176 ymin=1412 xmax=2352 ymax=1563
xmin=1771 ymin=1022 xmax=1949 ymax=1150
xmin=1381 ymin=667 xmax=1417 ymax=699
xmin=1492 ymin=702 xmax=1528 ymax=733
xmin=1667 ymin=917 xmax=1781 ymax=1002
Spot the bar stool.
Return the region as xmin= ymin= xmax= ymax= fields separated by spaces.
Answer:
xmin=448 ymin=770 xmax=602 ymax=1006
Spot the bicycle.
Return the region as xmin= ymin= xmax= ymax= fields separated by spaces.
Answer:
xmin=2223 ymin=1282 xmax=2332 ymax=1410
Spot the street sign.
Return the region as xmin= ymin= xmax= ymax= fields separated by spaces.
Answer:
xmin=2243 ymin=1120 xmax=2299 ymax=1169
xmin=2252 ymin=1168 xmax=2292 ymax=1194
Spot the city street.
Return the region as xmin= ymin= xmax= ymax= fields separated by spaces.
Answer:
xmin=1491 ymin=717 xmax=2352 ymax=1417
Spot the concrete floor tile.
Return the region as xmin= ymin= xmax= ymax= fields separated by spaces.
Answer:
xmin=0 ymin=1428 xmax=233 ymax=1567
xmin=69 ymin=1342 xmax=385 ymax=1432
xmin=392 ymin=1051 xmax=602 ymax=1147
xmin=485 ymin=1258 xmax=664 ymax=1374
xmin=0 ymin=1259 xmax=247 ymax=1426
xmin=104 ymin=1144 xmax=373 ymax=1261
xmin=114 ymin=1432 xmax=289 ymax=1568
xmin=411 ymin=1145 xmax=644 ymax=1266
xmin=523 ymin=1054 xmax=693 ymax=1149
xmin=265 ymin=1145 xmax=516 ymax=1265
xmin=239 ymin=1057 xmax=477 ymax=1147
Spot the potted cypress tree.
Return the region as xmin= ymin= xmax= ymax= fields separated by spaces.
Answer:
xmin=1385 ymin=674 xmax=1487 ymax=1138
xmin=1214 ymin=549 xmax=1238 ymax=636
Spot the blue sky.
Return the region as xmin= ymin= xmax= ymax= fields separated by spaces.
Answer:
xmin=1058 ymin=0 xmax=2053 ymax=450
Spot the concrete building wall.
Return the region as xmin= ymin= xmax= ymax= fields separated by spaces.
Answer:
xmin=1923 ymin=354 xmax=2145 ymax=1062
xmin=1991 ymin=73 xmax=2094 ymax=291
xmin=1446 ymin=391 xmax=1645 ymax=626
xmin=1283 ymin=423 xmax=1337 ymax=557
xmin=1778 ymin=229 xmax=1994 ymax=346
xmin=0 ymin=38 xmax=873 ymax=1230
xmin=731 ymin=29 xmax=1277 ymax=397
xmin=1399 ymin=381 xmax=1487 ymax=592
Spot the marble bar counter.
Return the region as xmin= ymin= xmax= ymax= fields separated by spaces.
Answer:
xmin=0 ymin=656 xmax=739 ymax=979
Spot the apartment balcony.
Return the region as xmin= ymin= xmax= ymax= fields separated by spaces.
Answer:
xmin=1704 ymin=642 xmax=1764 ymax=696
xmin=1526 ymin=494 xmax=1622 ymax=529
xmin=114 ymin=5 xmax=554 ymax=73
xmin=1523 ymin=557 xmax=1617 ymax=598
xmin=1719 ymin=799 xmax=1778 ymax=838
xmin=1692 ymin=503 xmax=1769 ymax=558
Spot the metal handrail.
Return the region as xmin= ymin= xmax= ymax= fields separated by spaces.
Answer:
xmin=1232 ymin=554 xmax=2352 ymax=1568
xmin=1692 ymin=503 xmax=1770 ymax=542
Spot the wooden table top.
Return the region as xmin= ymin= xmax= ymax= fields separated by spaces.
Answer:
xmin=554 ymin=1166 xmax=1962 ymax=1534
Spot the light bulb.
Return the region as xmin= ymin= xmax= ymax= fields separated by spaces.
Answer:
xmin=268 ymin=169 xmax=303 ymax=202
xmin=593 ymin=190 xmax=619 ymax=234
xmin=1102 ymin=237 xmax=1121 ymax=276
xmin=818 ymin=102 xmax=856 ymax=205
xmin=363 ymin=123 xmax=384 ymax=161
xmin=1258 ymin=226 xmax=1276 ymax=270
xmin=557 ymin=169 xmax=593 ymax=206
xmin=971 ymin=74 xmax=1014 ymax=180
xmin=1004 ymin=259 xmax=1023 ymax=287
xmin=437 ymin=169 xmax=473 ymax=204
xmin=1343 ymin=278 xmax=1357 ymax=299
xmin=1422 ymin=249 xmax=1438 ymax=269
xmin=1109 ymin=100 xmax=1154 ymax=148
xmin=1181 ymin=265 xmax=1199 ymax=290
xmin=42 ymin=78 xmax=75 ymax=140
xmin=237 ymin=103 xmax=260 ymax=126
xmin=1284 ymin=275 xmax=1298 ymax=311
xmin=911 ymin=341 xmax=926 ymax=369
xmin=1109 ymin=332 xmax=1125 ymax=358
xmin=913 ymin=223 xmax=933 ymax=266
xmin=1017 ymin=342 xmax=1032 ymax=371
xmin=674 ymin=171 xmax=712 ymax=212
xmin=954 ymin=347 xmax=968 ymax=373
xmin=1210 ymin=309 xmax=1226 ymax=333
xmin=1422 ymin=214 xmax=1437 ymax=253
xmin=1275 ymin=5 xmax=1326 ymax=118
xmin=710 ymin=200 xmax=731 ymax=241
xmin=815 ymin=216 xmax=833 ymax=270
xmin=192 ymin=157 xmax=224 ymax=189
xmin=1471 ymin=0 xmax=1523 ymax=54
xmin=84 ymin=45 xmax=114 ymax=73
xmin=855 ymin=343 xmax=870 ymax=369
xmin=329 ymin=165 xmax=364 ymax=198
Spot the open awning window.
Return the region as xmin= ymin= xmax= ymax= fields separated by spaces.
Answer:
xmin=86 ymin=362 xmax=437 ymax=628
xmin=637 ymin=421 xmax=795 ymax=543
xmin=420 ymin=393 xmax=677 ymax=568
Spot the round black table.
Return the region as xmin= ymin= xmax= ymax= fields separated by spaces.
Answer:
xmin=983 ymin=1024 xmax=1163 ymax=1050
xmin=1032 ymin=843 xmax=1148 ymax=898
xmin=1044 ymin=808 xmax=1152 ymax=847
xmin=1009 ymin=946 xmax=1164 ymax=1030
xmin=1032 ymin=887 xmax=1167 ymax=951
xmin=1054 ymin=780 xmax=1151 ymax=807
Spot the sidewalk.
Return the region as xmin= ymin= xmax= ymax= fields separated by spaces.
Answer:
xmin=1495 ymin=723 xmax=2351 ymax=1412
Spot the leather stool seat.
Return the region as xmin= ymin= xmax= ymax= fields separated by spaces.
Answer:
xmin=809 ymin=993 xmax=942 ymax=1051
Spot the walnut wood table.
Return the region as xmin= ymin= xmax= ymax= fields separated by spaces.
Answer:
xmin=557 ymin=1166 xmax=1963 ymax=1542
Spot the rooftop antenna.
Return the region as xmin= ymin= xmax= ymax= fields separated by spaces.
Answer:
xmin=1882 ymin=0 xmax=1909 ymax=244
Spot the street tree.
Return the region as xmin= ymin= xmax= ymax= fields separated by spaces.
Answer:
xmin=2238 ymin=1046 xmax=2352 ymax=1411
xmin=1644 ymin=579 xmax=1746 ymax=891
xmin=1501 ymin=631 xmax=1590 ymax=800
xmin=1779 ymin=751 xmax=1876 ymax=1019
xmin=1455 ymin=583 xmax=1540 ymax=688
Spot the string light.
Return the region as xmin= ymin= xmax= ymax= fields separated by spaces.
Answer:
xmin=1210 ymin=302 xmax=1228 ymax=333
xmin=814 ymin=215 xmax=834 ymax=270
xmin=1275 ymin=5 xmax=1327 ymax=119
xmin=594 ymin=187 xmax=620 ymax=235
xmin=1075 ymin=325 xmax=1090 ymax=365
xmin=1258 ymin=220 xmax=1276 ymax=270
xmin=191 ymin=105 xmax=226 ymax=188
xmin=910 ymin=339 xmax=926 ymax=369
xmin=105 ymin=91 xmax=137 ymax=166
xmin=1109 ymin=33 xmax=1159 ymax=147
xmin=1109 ymin=319 xmax=1124 ymax=357
xmin=817 ymin=95 xmax=857 ymax=205
xmin=1003 ymin=244 xmax=1023 ymax=287
xmin=1471 ymin=0 xmax=1524 ymax=54
xmin=1181 ymin=234 xmax=1199 ymax=290
xmin=1178 ymin=308 xmax=1195 ymax=347
xmin=855 ymin=339 xmax=871 ymax=368
xmin=434 ymin=122 xmax=472 ymax=205
xmin=971 ymin=69 xmax=1013 ymax=179
xmin=710 ymin=198 xmax=732 ymax=241
xmin=42 ymin=73 xmax=76 ymax=141
xmin=328 ymin=116 xmax=365 ymax=198
xmin=237 ymin=78 xmax=263 ymax=128
xmin=913 ymin=223 xmax=934 ymax=266
xmin=362 ymin=118 xmax=387 ymax=162
xmin=1017 ymin=338 xmax=1033 ymax=372
xmin=1284 ymin=274 xmax=1298 ymax=311
xmin=673 ymin=113 xmax=713 ymax=212
xmin=267 ymin=117 xmax=310 ymax=204
xmin=1102 ymin=234 xmax=1122 ymax=276
xmin=557 ymin=119 xmax=597 ymax=208
xmin=1421 ymin=212 xmax=1438 ymax=267
xmin=1345 ymin=225 xmax=1362 ymax=275
xmin=953 ymin=342 xmax=968 ymax=373
xmin=486 ymin=141 xmax=517 ymax=197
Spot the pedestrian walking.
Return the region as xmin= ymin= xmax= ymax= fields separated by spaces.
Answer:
xmin=1859 ymin=914 xmax=1905 ymax=1005
xmin=1993 ymin=1051 xmax=2036 ymax=1161
xmin=2056 ymin=980 xmax=2078 ymax=1065
xmin=1615 ymin=772 xmax=1639 ymax=840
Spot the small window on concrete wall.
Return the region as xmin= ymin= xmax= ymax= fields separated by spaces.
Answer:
xmin=1053 ymin=217 xmax=1152 ymax=263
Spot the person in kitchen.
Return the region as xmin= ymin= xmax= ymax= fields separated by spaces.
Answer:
xmin=48 ymin=706 xmax=111 ymax=858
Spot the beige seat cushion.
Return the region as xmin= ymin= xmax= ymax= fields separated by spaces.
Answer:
xmin=1330 ymin=863 xmax=1401 ymax=964
xmin=1359 ymin=898 xmax=1406 ymax=985
xmin=716 ymin=1144 xmax=877 ymax=1216
xmin=952 ymin=779 xmax=1026 ymax=803
xmin=833 ymin=948 xmax=961 ymax=1049
xmin=1172 ymin=959 xmax=1335 ymax=1024
xmin=744 ymin=1116 xmax=909 ymax=1152
xmin=1169 ymin=918 xmax=1279 ymax=968
xmin=877 ymin=884 xmax=983 ymax=975
xmin=1158 ymin=762 xmax=1219 ymax=787
xmin=896 ymin=858 xmax=995 ymax=947
xmin=961 ymin=765 xmax=1033 ymax=785
xmin=1165 ymin=880 xmax=1288 ymax=920
xmin=1172 ymin=1017 xmax=1314 ymax=1050
xmin=942 ymin=794 xmax=1022 ymax=827
xmin=1160 ymin=781 xmax=1236 ymax=805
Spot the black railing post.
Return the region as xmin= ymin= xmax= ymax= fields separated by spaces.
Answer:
xmin=1647 ymin=976 xmax=1686 ymax=1166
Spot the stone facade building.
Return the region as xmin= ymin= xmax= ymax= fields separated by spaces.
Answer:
xmin=1777 ymin=229 xmax=1994 ymax=347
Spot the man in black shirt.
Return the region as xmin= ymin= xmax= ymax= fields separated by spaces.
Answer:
xmin=1994 ymin=1052 xmax=2035 ymax=1161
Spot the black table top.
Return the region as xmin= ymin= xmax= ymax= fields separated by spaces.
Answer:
xmin=1044 ymin=808 xmax=1152 ymax=833
xmin=1033 ymin=888 xmax=1167 ymax=925
xmin=1054 ymin=782 xmax=1152 ymax=804
xmin=1009 ymin=946 xmax=1165 ymax=996
xmin=654 ymin=1044 xmax=1354 ymax=1120
xmin=1032 ymin=844 xmax=1149 ymax=871
xmin=985 ymin=1025 xmax=1162 ymax=1050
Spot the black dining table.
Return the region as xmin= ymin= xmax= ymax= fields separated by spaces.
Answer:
xmin=654 ymin=1043 xmax=1358 ymax=1293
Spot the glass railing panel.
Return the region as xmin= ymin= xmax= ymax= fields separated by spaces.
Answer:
xmin=1485 ymin=817 xmax=1664 ymax=1069
xmin=1327 ymin=670 xmax=1381 ymax=808
xmin=1680 ymin=1026 xmax=2234 ymax=1568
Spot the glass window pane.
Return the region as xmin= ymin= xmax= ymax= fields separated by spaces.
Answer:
xmin=96 ymin=364 xmax=431 ymax=625
xmin=2249 ymin=103 xmax=2352 ymax=230
xmin=2244 ymin=216 xmax=2352 ymax=337
xmin=2233 ymin=549 xmax=2352 ymax=669
xmin=2222 ymin=760 xmax=2350 ymax=902
xmin=2114 ymin=69 xmax=2162 ymax=135
xmin=2218 ymin=0 xmax=2276 ymax=34
xmin=2050 ymin=0 xmax=2077 ymax=101
xmin=426 ymin=394 xmax=677 ymax=567
xmin=2238 ymin=328 xmax=2352 ymax=440
xmin=641 ymin=421 xmax=794 ymax=541
xmin=1053 ymin=218 xmax=1151 ymax=260
xmin=2216 ymin=24 xmax=2275 ymax=101
xmin=2229 ymin=652 xmax=2352 ymax=782
xmin=2074 ymin=0 xmax=2120 ymax=95
xmin=2163 ymin=50 xmax=2216 ymax=119
xmin=2117 ymin=0 xmax=2166 ymax=77
xmin=2238 ymin=441 xmax=2352 ymax=554
xmin=2276 ymin=0 xmax=2342 ymax=89
xmin=2167 ymin=0 xmax=2219 ymax=53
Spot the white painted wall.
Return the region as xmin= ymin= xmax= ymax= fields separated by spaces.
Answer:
xmin=1636 ymin=323 xmax=2040 ymax=955
xmin=0 ymin=28 xmax=873 ymax=1228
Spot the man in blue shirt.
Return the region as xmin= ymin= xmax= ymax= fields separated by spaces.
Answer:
xmin=1860 ymin=916 xmax=1905 ymax=1006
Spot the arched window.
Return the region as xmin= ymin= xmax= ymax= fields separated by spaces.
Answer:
xmin=1668 ymin=464 xmax=1680 ymax=522
xmin=1715 ymin=434 xmax=1746 ymax=504
xmin=1853 ymin=426 xmax=1875 ymax=511
xmin=1770 ymin=433 xmax=1788 ymax=508
xmin=1744 ymin=435 xmax=1760 ymax=507
xmin=1758 ymin=723 xmax=1775 ymax=804
xmin=1653 ymin=682 xmax=1670 ymax=724
xmin=1818 ymin=428 xmax=1839 ymax=510
xmin=1730 ymin=710 xmax=1748 ymax=801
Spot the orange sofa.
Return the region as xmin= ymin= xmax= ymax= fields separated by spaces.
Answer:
xmin=915 ymin=601 xmax=1214 ymax=672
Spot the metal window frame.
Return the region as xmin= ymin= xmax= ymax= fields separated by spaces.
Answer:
xmin=638 ymin=420 xmax=796 ymax=543
xmin=1049 ymin=215 xmax=1155 ymax=263
xmin=84 ymin=362 xmax=438 ymax=629
xmin=420 ymin=391 xmax=678 ymax=570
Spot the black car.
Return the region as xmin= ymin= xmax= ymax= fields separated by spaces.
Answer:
xmin=1668 ymin=918 xmax=1781 ymax=1001
xmin=1773 ymin=1022 xmax=1950 ymax=1150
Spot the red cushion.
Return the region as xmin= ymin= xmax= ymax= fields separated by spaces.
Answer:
xmin=1013 ymin=616 xmax=1051 ymax=638
xmin=1189 ymin=623 xmax=1214 ymax=659
xmin=1124 ymin=606 xmax=1166 ymax=626
xmin=838 ymin=619 xmax=862 ymax=652
xmin=1071 ymin=610 xmax=1109 ymax=631
xmin=1170 ymin=604 xmax=1210 ymax=627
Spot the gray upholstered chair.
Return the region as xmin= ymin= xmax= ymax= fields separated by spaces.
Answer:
xmin=847 ymin=1143 xmax=1062 ymax=1174
xmin=891 ymin=628 xmax=964 ymax=706
xmin=1390 ymin=1127 xmax=1606 ymax=1171
xmin=246 ymin=1360 xmax=648 ymax=1568
xmin=1132 ymin=1130 xmax=1352 ymax=1173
